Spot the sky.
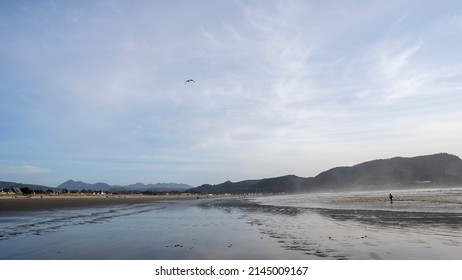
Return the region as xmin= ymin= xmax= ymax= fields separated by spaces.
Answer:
xmin=1 ymin=0 xmax=462 ymax=187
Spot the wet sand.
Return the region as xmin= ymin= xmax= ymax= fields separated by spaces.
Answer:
xmin=0 ymin=197 xmax=304 ymax=260
xmin=330 ymin=188 xmax=462 ymax=206
xmin=0 ymin=195 xmax=205 ymax=212
xmin=247 ymin=189 xmax=462 ymax=259
xmin=1 ymin=189 xmax=461 ymax=259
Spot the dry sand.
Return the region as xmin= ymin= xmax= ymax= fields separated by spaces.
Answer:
xmin=0 ymin=194 xmax=206 ymax=212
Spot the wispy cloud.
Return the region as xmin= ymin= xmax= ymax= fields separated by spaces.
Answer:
xmin=353 ymin=38 xmax=425 ymax=101
xmin=1 ymin=0 xmax=462 ymax=186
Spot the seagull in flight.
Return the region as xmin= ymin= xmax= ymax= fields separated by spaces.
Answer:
xmin=184 ymin=79 xmax=195 ymax=85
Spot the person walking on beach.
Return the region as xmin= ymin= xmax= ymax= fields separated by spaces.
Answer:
xmin=389 ymin=193 xmax=393 ymax=203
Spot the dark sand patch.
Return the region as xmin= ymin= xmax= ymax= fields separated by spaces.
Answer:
xmin=0 ymin=195 xmax=204 ymax=212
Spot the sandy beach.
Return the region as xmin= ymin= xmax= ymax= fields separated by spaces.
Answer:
xmin=0 ymin=195 xmax=304 ymax=260
xmin=1 ymin=188 xmax=461 ymax=259
xmin=0 ymin=194 xmax=207 ymax=212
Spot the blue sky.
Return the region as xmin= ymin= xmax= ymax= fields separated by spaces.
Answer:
xmin=1 ymin=0 xmax=462 ymax=187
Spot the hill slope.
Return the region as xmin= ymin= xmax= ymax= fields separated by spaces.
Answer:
xmin=0 ymin=181 xmax=53 ymax=192
xmin=188 ymin=153 xmax=462 ymax=194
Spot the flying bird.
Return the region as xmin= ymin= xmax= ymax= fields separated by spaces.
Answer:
xmin=184 ymin=79 xmax=195 ymax=84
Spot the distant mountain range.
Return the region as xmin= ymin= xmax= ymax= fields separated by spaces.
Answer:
xmin=0 ymin=180 xmax=192 ymax=193
xmin=3 ymin=153 xmax=462 ymax=195
xmin=188 ymin=153 xmax=462 ymax=194
xmin=56 ymin=180 xmax=192 ymax=192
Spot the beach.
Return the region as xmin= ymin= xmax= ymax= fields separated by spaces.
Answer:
xmin=0 ymin=195 xmax=304 ymax=259
xmin=0 ymin=194 xmax=203 ymax=212
xmin=1 ymin=188 xmax=461 ymax=259
xmin=247 ymin=188 xmax=462 ymax=259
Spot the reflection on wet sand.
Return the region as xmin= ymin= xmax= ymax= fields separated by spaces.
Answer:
xmin=0 ymin=199 xmax=304 ymax=259
xmin=205 ymin=188 xmax=462 ymax=259
xmin=1 ymin=188 xmax=461 ymax=259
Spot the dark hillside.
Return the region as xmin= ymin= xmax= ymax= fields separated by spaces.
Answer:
xmin=188 ymin=153 xmax=462 ymax=194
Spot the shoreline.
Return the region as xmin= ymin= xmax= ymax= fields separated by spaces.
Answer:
xmin=0 ymin=194 xmax=211 ymax=212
